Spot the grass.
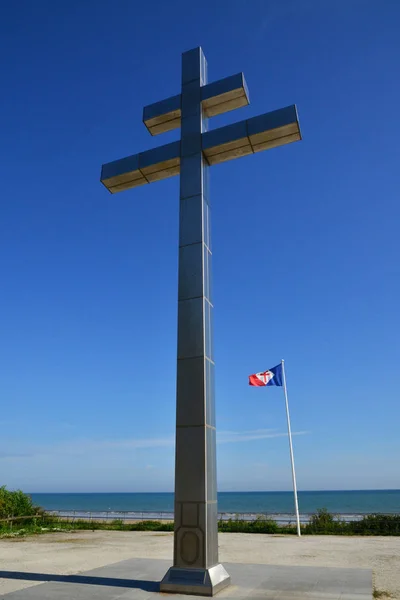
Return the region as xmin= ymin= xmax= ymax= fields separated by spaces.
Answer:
xmin=1 ymin=509 xmax=400 ymax=538
xmin=0 ymin=517 xmax=175 ymax=538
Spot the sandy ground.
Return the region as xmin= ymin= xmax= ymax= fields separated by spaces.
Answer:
xmin=0 ymin=531 xmax=399 ymax=598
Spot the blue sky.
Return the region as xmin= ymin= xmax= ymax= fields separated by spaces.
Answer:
xmin=1 ymin=0 xmax=399 ymax=493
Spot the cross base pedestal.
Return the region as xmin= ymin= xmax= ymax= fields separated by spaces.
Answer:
xmin=160 ymin=564 xmax=231 ymax=596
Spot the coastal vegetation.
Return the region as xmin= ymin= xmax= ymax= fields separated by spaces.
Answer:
xmin=0 ymin=486 xmax=400 ymax=536
xmin=1 ymin=490 xmax=399 ymax=538
xmin=0 ymin=486 xmax=42 ymax=523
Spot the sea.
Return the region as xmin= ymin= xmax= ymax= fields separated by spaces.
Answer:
xmin=30 ymin=490 xmax=400 ymax=524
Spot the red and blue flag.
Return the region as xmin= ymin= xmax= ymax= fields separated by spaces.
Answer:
xmin=248 ymin=363 xmax=283 ymax=387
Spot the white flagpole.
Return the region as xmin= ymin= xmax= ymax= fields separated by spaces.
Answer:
xmin=281 ymin=359 xmax=301 ymax=537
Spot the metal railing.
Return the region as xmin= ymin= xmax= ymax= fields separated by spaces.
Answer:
xmin=44 ymin=509 xmax=370 ymax=525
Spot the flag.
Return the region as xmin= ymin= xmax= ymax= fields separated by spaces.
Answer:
xmin=248 ymin=363 xmax=283 ymax=387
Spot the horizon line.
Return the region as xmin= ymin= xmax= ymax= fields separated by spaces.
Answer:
xmin=28 ymin=488 xmax=400 ymax=494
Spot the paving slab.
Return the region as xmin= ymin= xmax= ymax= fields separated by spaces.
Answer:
xmin=0 ymin=557 xmax=372 ymax=600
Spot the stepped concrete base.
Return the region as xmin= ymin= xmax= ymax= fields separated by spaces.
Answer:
xmin=160 ymin=563 xmax=231 ymax=596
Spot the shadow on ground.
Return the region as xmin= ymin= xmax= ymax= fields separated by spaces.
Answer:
xmin=0 ymin=571 xmax=159 ymax=592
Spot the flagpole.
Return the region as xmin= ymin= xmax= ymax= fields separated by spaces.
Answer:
xmin=281 ymin=359 xmax=301 ymax=537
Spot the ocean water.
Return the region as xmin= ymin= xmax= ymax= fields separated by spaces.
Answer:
xmin=30 ymin=490 xmax=400 ymax=520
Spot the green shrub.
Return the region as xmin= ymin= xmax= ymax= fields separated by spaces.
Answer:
xmin=304 ymin=508 xmax=346 ymax=535
xmin=218 ymin=516 xmax=279 ymax=534
xmin=109 ymin=519 xmax=124 ymax=529
xmin=250 ymin=516 xmax=279 ymax=533
xmin=0 ymin=487 xmax=39 ymax=520
xmin=130 ymin=520 xmax=167 ymax=531
xmin=302 ymin=510 xmax=400 ymax=536
xmin=0 ymin=487 xmax=43 ymax=531
xmin=348 ymin=514 xmax=400 ymax=536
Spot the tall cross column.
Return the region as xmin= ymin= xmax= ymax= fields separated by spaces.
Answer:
xmin=160 ymin=47 xmax=228 ymax=595
xmin=100 ymin=45 xmax=301 ymax=596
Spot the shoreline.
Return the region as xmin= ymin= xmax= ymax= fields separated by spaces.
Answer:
xmin=30 ymin=490 xmax=400 ymax=517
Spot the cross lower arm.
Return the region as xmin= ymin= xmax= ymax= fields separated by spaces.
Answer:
xmin=101 ymin=105 xmax=301 ymax=194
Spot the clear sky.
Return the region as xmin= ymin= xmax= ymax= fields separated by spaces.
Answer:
xmin=1 ymin=0 xmax=399 ymax=493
